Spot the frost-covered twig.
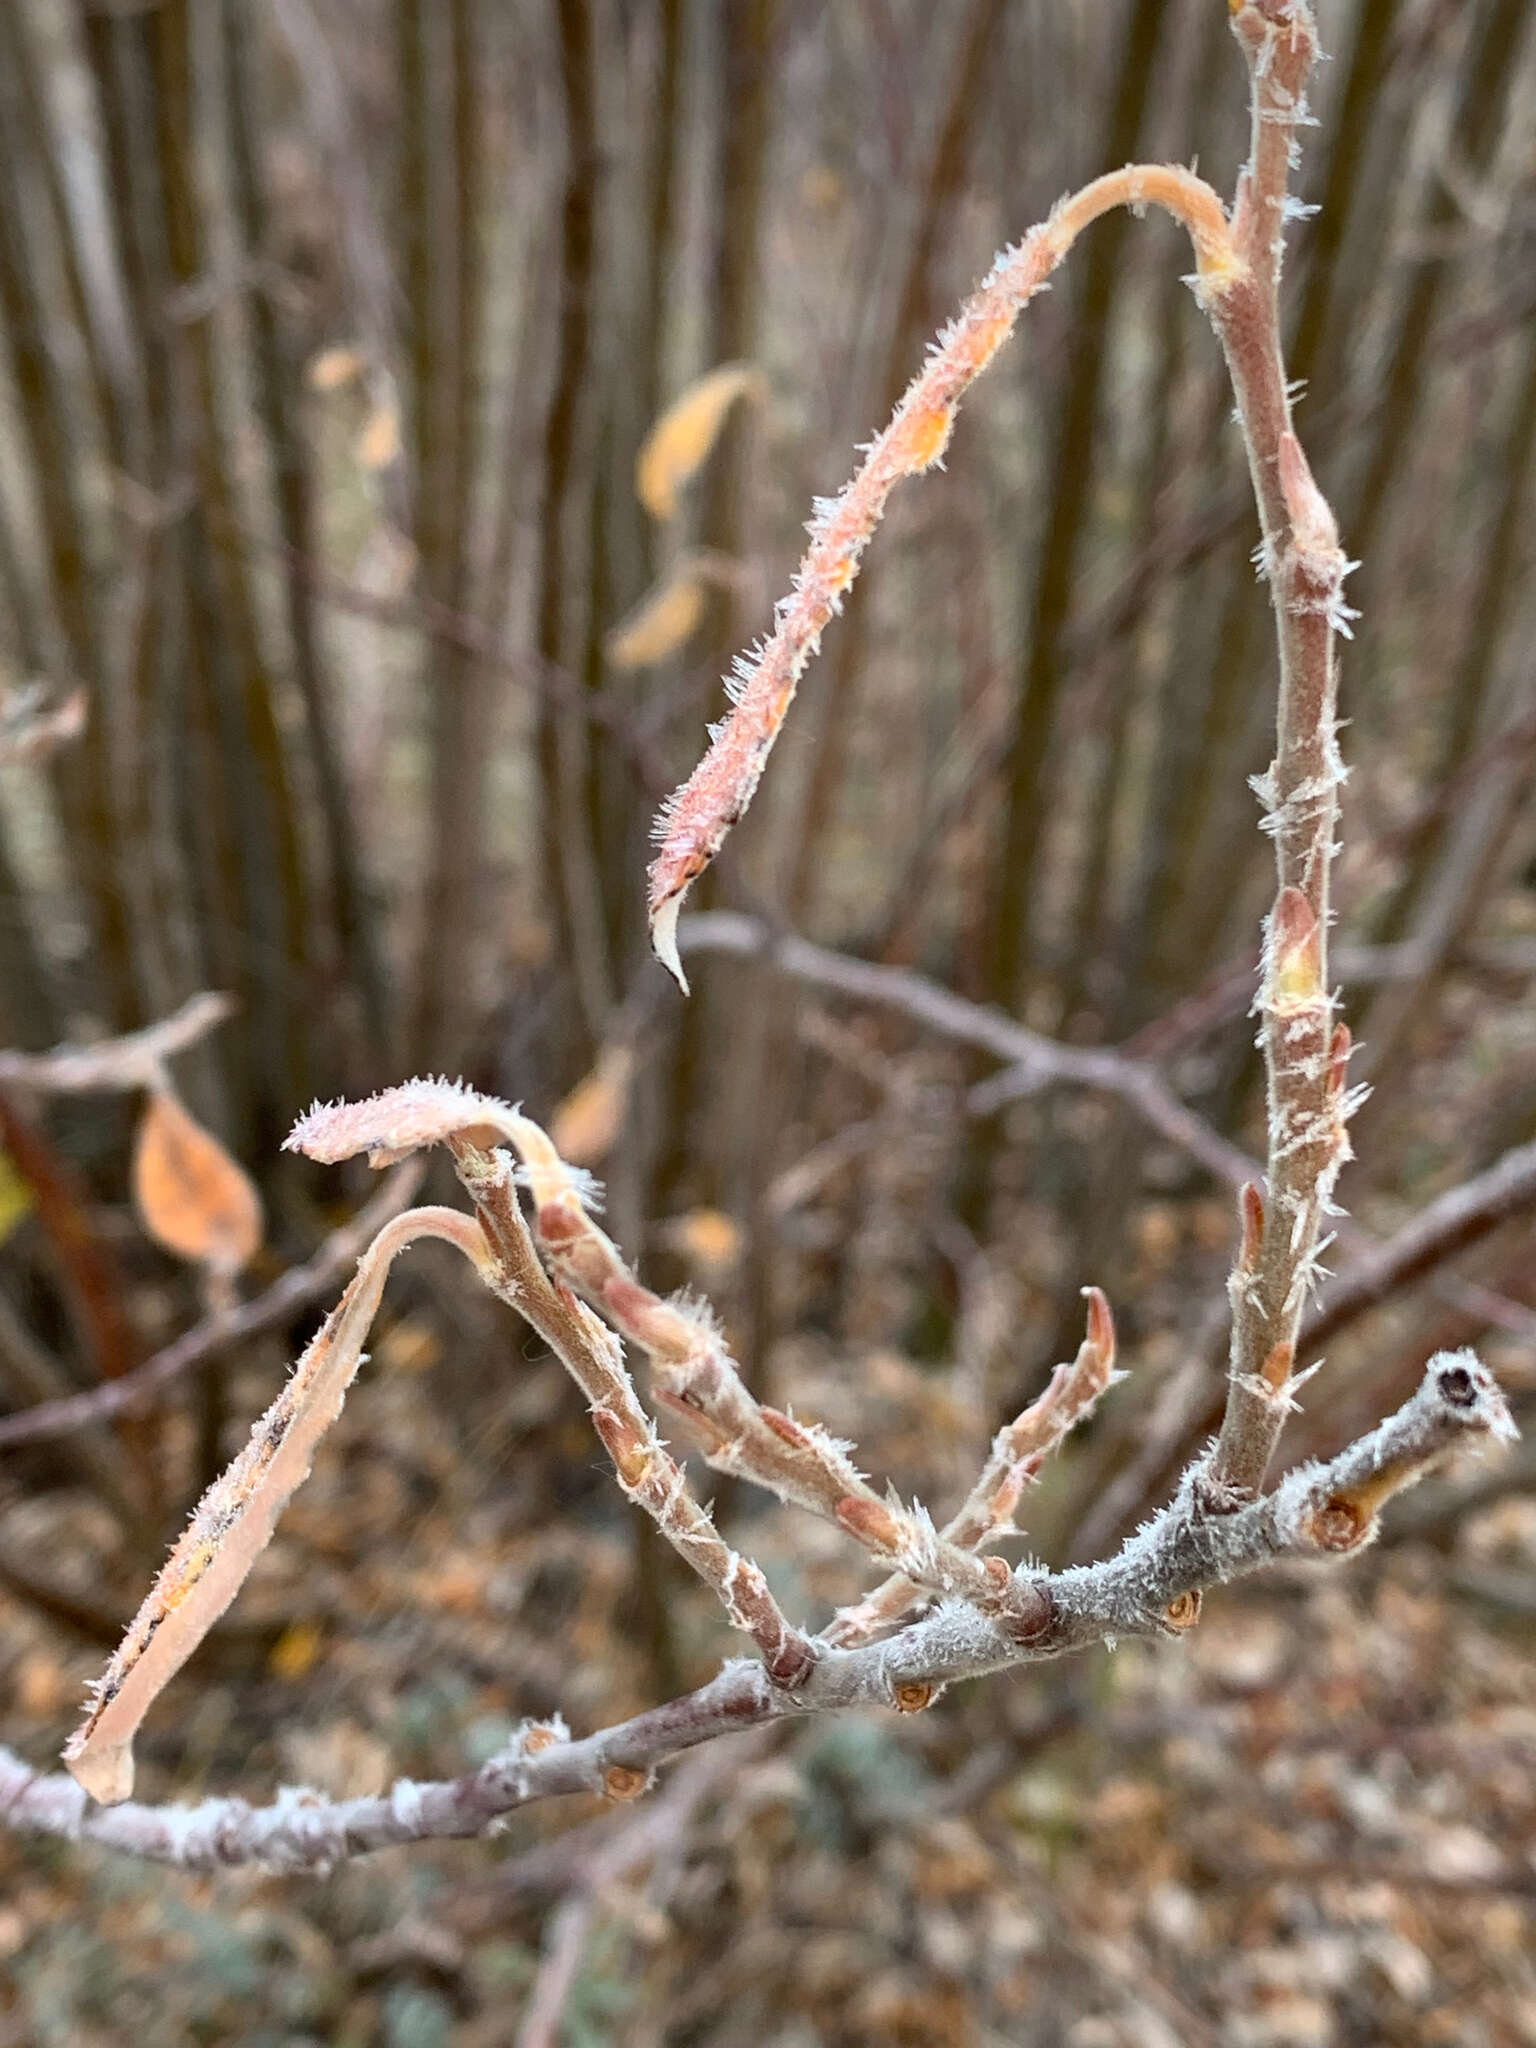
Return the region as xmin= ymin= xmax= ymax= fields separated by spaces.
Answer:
xmin=825 ymin=1289 xmax=1117 ymax=1647
xmin=3 ymin=1353 xmax=1509 ymax=1870
xmin=449 ymin=1136 xmax=819 ymax=1690
xmin=502 ymin=1109 xmax=1054 ymax=1641
xmin=645 ymin=165 xmax=1239 ymax=987
xmin=1202 ymin=3 xmax=1360 ymax=1501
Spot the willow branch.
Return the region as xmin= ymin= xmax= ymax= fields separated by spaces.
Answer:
xmin=2 ymin=1353 xmax=1509 ymax=1870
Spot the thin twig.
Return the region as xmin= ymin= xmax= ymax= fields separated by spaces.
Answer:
xmin=677 ymin=912 xmax=1256 ymax=1190
xmin=0 ymin=1161 xmax=425 ymax=1448
xmin=0 ymin=992 xmax=234 ymax=1093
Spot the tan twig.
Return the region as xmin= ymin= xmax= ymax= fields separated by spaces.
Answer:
xmin=501 ymin=1112 xmax=1055 ymax=1642
xmin=450 ymin=1139 xmax=818 ymax=1690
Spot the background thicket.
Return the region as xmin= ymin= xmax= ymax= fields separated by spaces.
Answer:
xmin=0 ymin=1 xmax=1533 ymax=2041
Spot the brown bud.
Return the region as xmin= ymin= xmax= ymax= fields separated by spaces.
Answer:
xmin=1278 ymin=430 xmax=1339 ymax=555
xmin=522 ymin=1722 xmax=563 ymax=1756
xmin=999 ymin=1584 xmax=1054 ymax=1645
xmin=1164 ymin=1589 xmax=1202 ymax=1632
xmin=1302 ymin=1494 xmax=1373 ymax=1553
xmin=834 ymin=1494 xmax=903 ymax=1554
xmin=893 ymin=1680 xmax=936 ymax=1714
xmin=1239 ymin=1182 xmax=1265 ymax=1269
xmin=982 ymin=1555 xmax=1012 ymax=1593
xmin=536 ymin=1201 xmax=582 ymax=1246
xmin=1326 ymin=1022 xmax=1352 ymax=1101
xmin=591 ymin=1407 xmax=655 ymax=1490
xmin=1083 ymin=1286 xmax=1115 ymax=1370
xmin=760 ymin=1407 xmax=815 ymax=1451
xmin=1260 ymin=1340 xmax=1293 ymax=1392
xmin=602 ymin=1275 xmax=666 ymax=1342
xmin=650 ymin=1384 xmax=731 ymax=1451
xmin=602 ymin=1763 xmax=651 ymax=1802
xmin=1269 ymin=886 xmax=1322 ymax=1009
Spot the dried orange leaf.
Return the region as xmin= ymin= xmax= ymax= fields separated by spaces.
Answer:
xmin=606 ymin=565 xmax=709 ymax=668
xmin=285 ymin=1077 xmax=524 ymax=1167
xmin=306 ymin=342 xmax=367 ymax=392
xmin=550 ymin=1046 xmax=635 ymax=1165
xmin=666 ymin=1206 xmax=743 ymax=1274
xmin=132 ymin=1088 xmax=262 ymax=1276
xmin=635 ymin=362 xmax=765 ymax=522
xmin=356 ymin=397 xmax=402 ymax=471
xmin=63 ymin=1204 xmax=489 ymax=1802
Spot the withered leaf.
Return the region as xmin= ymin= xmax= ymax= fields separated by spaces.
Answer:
xmin=132 ymin=1088 xmax=262 ymax=1276
xmin=636 ymin=362 xmax=765 ymax=521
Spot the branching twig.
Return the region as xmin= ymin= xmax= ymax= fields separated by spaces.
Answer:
xmin=677 ymin=911 xmax=1257 ymax=1190
xmin=2 ymin=1352 xmax=1510 ymax=1868
xmin=449 ymin=1137 xmax=820 ymax=1691
xmin=503 ymin=1110 xmax=1064 ymax=1641
xmin=0 ymin=992 xmax=233 ymax=1093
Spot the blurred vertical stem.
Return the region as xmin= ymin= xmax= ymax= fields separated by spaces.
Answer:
xmin=983 ymin=0 xmax=1168 ymax=1015
xmin=0 ymin=32 xmax=138 ymax=1031
xmin=151 ymin=0 xmax=312 ymax=1129
xmin=534 ymin=0 xmax=611 ymax=1052
xmin=404 ymin=0 xmax=488 ymax=1068
xmin=223 ymin=2 xmax=388 ymax=1072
